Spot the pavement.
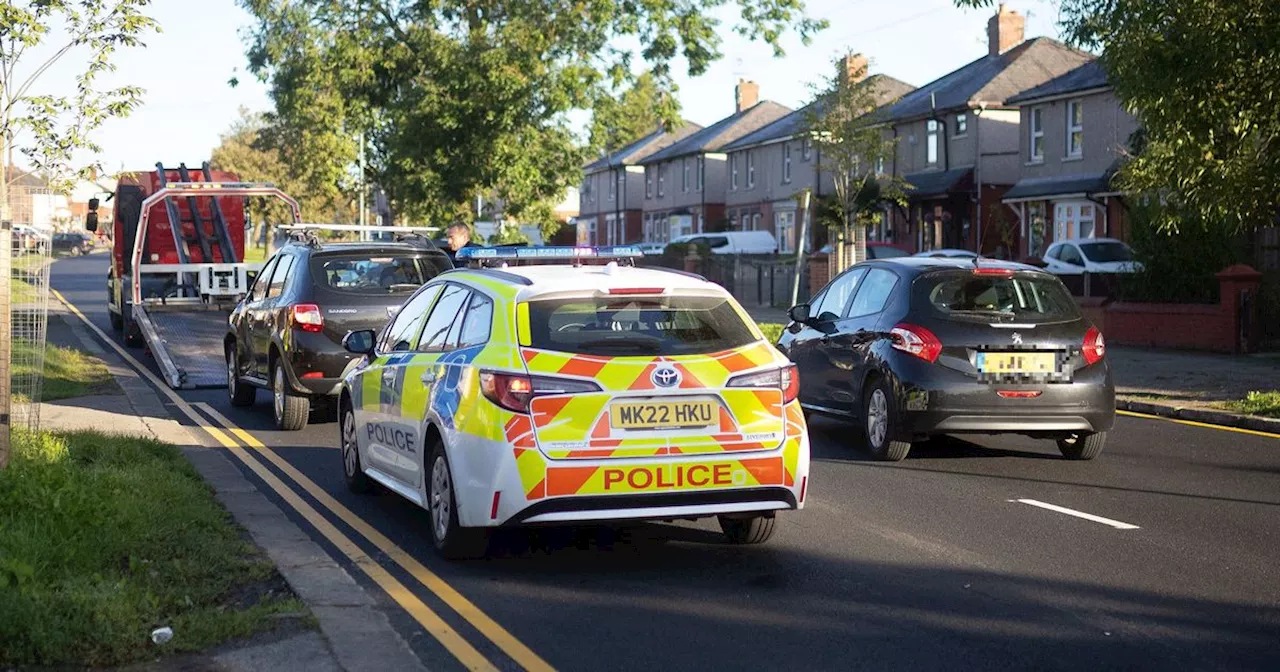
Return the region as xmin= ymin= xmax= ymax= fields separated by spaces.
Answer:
xmin=46 ymin=254 xmax=1280 ymax=671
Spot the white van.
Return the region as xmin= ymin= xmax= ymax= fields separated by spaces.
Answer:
xmin=668 ymin=230 xmax=777 ymax=255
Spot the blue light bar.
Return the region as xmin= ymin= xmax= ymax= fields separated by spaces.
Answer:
xmin=456 ymin=245 xmax=643 ymax=262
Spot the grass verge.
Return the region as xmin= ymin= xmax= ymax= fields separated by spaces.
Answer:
xmin=243 ymin=245 xmax=268 ymax=263
xmin=758 ymin=322 xmax=785 ymax=344
xmin=0 ymin=430 xmax=306 ymax=667
xmin=1217 ymin=391 xmax=1280 ymax=418
xmin=14 ymin=341 xmax=119 ymax=402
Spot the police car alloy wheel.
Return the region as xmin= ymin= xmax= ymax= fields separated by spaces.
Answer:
xmin=342 ymin=404 xmax=372 ymax=493
xmin=426 ymin=439 xmax=486 ymax=559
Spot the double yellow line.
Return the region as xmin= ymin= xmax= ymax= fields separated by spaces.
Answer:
xmin=53 ymin=290 xmax=553 ymax=672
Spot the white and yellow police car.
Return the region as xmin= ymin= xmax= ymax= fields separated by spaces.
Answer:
xmin=337 ymin=246 xmax=810 ymax=558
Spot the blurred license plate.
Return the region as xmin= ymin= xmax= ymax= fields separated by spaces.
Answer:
xmin=977 ymin=352 xmax=1057 ymax=374
xmin=611 ymin=400 xmax=716 ymax=429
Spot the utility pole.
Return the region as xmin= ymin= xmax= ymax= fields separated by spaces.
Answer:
xmin=791 ymin=190 xmax=812 ymax=307
xmin=0 ymin=131 xmax=11 ymax=469
xmin=357 ymin=131 xmax=367 ymax=240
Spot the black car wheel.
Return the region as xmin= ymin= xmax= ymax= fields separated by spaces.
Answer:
xmin=341 ymin=402 xmax=372 ymax=493
xmin=1057 ymin=431 xmax=1107 ymax=460
xmin=719 ymin=513 xmax=777 ymax=544
xmin=427 ymin=438 xmax=487 ymax=560
xmin=272 ymin=362 xmax=309 ymax=431
xmin=863 ymin=378 xmax=912 ymax=462
xmin=227 ymin=344 xmax=256 ymax=407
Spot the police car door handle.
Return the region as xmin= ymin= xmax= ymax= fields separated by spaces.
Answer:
xmin=420 ymin=371 xmax=437 ymax=384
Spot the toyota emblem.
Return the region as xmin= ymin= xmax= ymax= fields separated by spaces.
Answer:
xmin=1011 ymin=332 xmax=1023 ymax=345
xmin=652 ymin=366 xmax=681 ymax=388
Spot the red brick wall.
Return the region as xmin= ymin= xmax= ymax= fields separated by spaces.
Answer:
xmin=624 ymin=210 xmax=643 ymax=243
xmin=808 ymin=253 xmax=830 ymax=296
xmin=1103 ymin=303 xmax=1232 ymax=351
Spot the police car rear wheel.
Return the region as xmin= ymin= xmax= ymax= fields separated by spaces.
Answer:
xmin=718 ymin=513 xmax=777 ymax=544
xmin=427 ymin=440 xmax=486 ymax=560
xmin=341 ymin=404 xmax=372 ymax=493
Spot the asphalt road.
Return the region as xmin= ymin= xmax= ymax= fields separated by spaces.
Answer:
xmin=52 ymin=253 xmax=1280 ymax=671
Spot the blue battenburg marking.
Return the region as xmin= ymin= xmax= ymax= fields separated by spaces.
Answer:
xmin=430 ymin=345 xmax=485 ymax=430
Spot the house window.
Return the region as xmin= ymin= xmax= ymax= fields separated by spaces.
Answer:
xmin=1066 ymin=100 xmax=1083 ymax=157
xmin=1054 ymin=201 xmax=1095 ymax=240
xmin=608 ymin=170 xmax=616 ymax=201
xmin=751 ymin=213 xmax=761 ymax=231
xmin=1028 ymin=202 xmax=1046 ymax=256
xmin=775 ymin=211 xmax=796 ymax=253
xmin=696 ymin=156 xmax=704 ymax=191
xmin=1030 ymin=107 xmax=1045 ymax=161
xmin=582 ymin=177 xmax=592 ymax=202
xmin=645 ymin=167 xmax=652 ymax=198
xmin=586 ymin=218 xmax=597 ymax=246
xmin=746 ymin=151 xmax=755 ymax=188
xmin=782 ymin=144 xmax=792 ymax=183
xmin=682 ymin=158 xmax=690 ymax=192
xmin=801 ymin=138 xmax=812 ymax=161
xmin=729 ymin=214 xmax=738 ymax=230
xmin=926 ymin=120 xmax=939 ymax=165
xmin=876 ymin=155 xmax=885 ymax=175
xmin=955 ymin=113 xmax=968 ymax=137
xmin=657 ymin=163 xmax=665 ymax=197
xmin=730 ymin=154 xmax=739 ymax=190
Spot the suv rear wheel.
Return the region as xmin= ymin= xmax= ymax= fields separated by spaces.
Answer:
xmin=272 ymin=362 xmax=309 ymax=431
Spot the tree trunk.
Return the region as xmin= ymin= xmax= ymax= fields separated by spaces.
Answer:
xmin=0 ymin=128 xmax=12 ymax=470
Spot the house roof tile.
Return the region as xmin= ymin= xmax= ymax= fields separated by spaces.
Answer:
xmin=721 ymin=75 xmax=916 ymax=152
xmin=583 ymin=121 xmax=704 ymax=173
xmin=1005 ymin=59 xmax=1109 ymax=104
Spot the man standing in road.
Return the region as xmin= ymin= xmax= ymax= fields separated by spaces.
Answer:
xmin=444 ymin=221 xmax=481 ymax=267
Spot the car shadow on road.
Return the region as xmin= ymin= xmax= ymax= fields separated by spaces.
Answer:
xmin=805 ymin=415 xmax=1059 ymax=463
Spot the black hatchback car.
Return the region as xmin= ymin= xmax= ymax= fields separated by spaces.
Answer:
xmin=778 ymin=257 xmax=1113 ymax=461
xmin=226 ymin=237 xmax=453 ymax=430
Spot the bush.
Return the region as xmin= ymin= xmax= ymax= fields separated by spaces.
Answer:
xmin=1121 ymin=201 xmax=1248 ymax=303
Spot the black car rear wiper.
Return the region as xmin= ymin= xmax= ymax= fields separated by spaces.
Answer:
xmin=948 ymin=309 xmax=1017 ymax=322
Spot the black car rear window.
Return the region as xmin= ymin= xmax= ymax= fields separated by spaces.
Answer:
xmin=311 ymin=255 xmax=442 ymax=295
xmin=919 ymin=270 xmax=1079 ymax=323
xmin=526 ymin=295 xmax=757 ymax=356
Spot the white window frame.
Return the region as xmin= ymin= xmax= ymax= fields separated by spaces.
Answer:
xmin=1053 ymin=200 xmax=1096 ymax=241
xmin=586 ymin=217 xmax=598 ymax=245
xmin=1066 ymin=99 xmax=1083 ymax=158
xmin=657 ymin=163 xmax=665 ymax=197
xmin=801 ymin=138 xmax=812 ymax=161
xmin=746 ymin=151 xmax=756 ymax=188
xmin=875 ymin=155 xmax=885 ymax=175
xmin=645 ymin=167 xmax=653 ymax=198
xmin=730 ymin=154 xmax=739 ymax=190
xmin=1030 ymin=107 xmax=1045 ymax=162
xmin=696 ymin=156 xmax=704 ymax=191
xmin=775 ymin=210 xmax=796 ymax=253
xmin=607 ymin=170 xmax=616 ymax=201
xmin=954 ymin=113 xmax=967 ymax=137
xmin=751 ymin=213 xmax=761 ymax=231
xmin=682 ymin=158 xmax=690 ymax=192
xmin=926 ymin=120 xmax=939 ymax=165
xmin=782 ymin=144 xmax=792 ymax=184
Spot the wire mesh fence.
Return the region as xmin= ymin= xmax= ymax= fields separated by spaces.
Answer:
xmin=9 ymin=228 xmax=52 ymax=431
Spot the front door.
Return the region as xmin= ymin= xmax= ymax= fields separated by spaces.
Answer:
xmin=254 ymin=252 xmax=295 ymax=378
xmin=814 ymin=267 xmax=902 ymax=412
xmin=241 ymin=256 xmax=277 ymax=380
xmin=791 ymin=267 xmax=866 ymax=412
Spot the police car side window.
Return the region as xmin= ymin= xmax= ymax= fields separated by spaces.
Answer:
xmin=382 ymin=284 xmax=442 ymax=353
xmin=456 ymin=293 xmax=494 ymax=347
xmin=417 ymin=284 xmax=470 ymax=352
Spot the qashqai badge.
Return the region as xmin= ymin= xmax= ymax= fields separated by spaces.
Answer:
xmin=652 ymin=366 xmax=681 ymax=388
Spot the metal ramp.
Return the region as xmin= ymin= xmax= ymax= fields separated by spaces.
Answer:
xmin=133 ymin=307 xmax=231 ymax=389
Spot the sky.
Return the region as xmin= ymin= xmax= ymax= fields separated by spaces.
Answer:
xmin=14 ymin=0 xmax=1064 ymax=174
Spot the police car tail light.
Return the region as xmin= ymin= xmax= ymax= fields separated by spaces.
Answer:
xmin=481 ymin=372 xmax=535 ymax=412
xmin=727 ymin=364 xmax=800 ymax=404
xmin=290 ymin=303 xmax=325 ymax=333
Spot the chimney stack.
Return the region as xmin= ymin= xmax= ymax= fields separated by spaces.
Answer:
xmin=735 ymin=79 xmax=760 ymax=113
xmin=987 ymin=3 xmax=1025 ymax=57
xmin=838 ymin=53 xmax=869 ymax=88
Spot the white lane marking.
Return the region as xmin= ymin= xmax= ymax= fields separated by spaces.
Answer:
xmin=1008 ymin=499 xmax=1141 ymax=530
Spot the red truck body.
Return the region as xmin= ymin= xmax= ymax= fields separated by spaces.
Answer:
xmin=111 ymin=167 xmax=247 ymax=278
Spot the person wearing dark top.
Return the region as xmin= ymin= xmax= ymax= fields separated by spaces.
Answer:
xmin=443 ymin=222 xmax=481 ymax=267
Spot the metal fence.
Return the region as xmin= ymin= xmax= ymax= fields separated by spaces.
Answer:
xmin=1056 ymin=272 xmax=1125 ymax=299
xmin=10 ymin=231 xmax=52 ymax=431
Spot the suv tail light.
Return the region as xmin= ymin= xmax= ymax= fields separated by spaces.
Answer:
xmin=890 ymin=323 xmax=942 ymax=363
xmin=1083 ymin=326 xmax=1105 ymax=365
xmin=290 ymin=304 xmax=324 ymax=333
xmin=480 ymin=372 xmax=602 ymax=413
xmin=727 ymin=364 xmax=800 ymax=404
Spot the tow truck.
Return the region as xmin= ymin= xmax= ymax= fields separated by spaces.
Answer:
xmin=88 ymin=162 xmax=302 ymax=389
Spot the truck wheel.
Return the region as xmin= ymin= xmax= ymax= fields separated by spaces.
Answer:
xmin=1057 ymin=431 xmax=1106 ymax=461
xmin=272 ymin=362 xmax=309 ymax=431
xmin=227 ymin=344 xmax=256 ymax=407
xmin=122 ymin=304 xmax=143 ymax=347
xmin=427 ymin=438 xmax=487 ymax=560
xmin=719 ymin=513 xmax=777 ymax=544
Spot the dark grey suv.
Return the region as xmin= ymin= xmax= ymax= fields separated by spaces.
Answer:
xmin=778 ymin=257 xmax=1114 ymax=461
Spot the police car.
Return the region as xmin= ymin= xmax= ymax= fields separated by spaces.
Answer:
xmin=336 ymin=246 xmax=810 ymax=558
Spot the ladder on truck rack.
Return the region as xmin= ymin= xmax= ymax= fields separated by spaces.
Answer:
xmin=155 ymin=162 xmax=240 ymax=291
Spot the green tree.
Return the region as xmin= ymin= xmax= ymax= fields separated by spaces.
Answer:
xmin=588 ymin=72 xmax=680 ymax=155
xmin=955 ymin=0 xmax=1280 ymax=233
xmin=803 ymin=55 xmax=908 ymax=270
xmin=239 ymin=0 xmax=825 ymax=227
xmin=0 ymin=0 xmax=156 ymax=471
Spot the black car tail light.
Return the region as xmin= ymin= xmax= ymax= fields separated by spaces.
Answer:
xmin=890 ymin=323 xmax=942 ymax=363
xmin=1083 ymin=326 xmax=1105 ymax=365
xmin=727 ymin=364 xmax=800 ymax=404
xmin=480 ymin=371 xmax=602 ymax=412
xmin=290 ymin=304 xmax=324 ymax=333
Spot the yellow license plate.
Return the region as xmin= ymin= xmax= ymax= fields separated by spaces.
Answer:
xmin=611 ymin=400 xmax=717 ymax=429
xmin=977 ymin=352 xmax=1056 ymax=374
